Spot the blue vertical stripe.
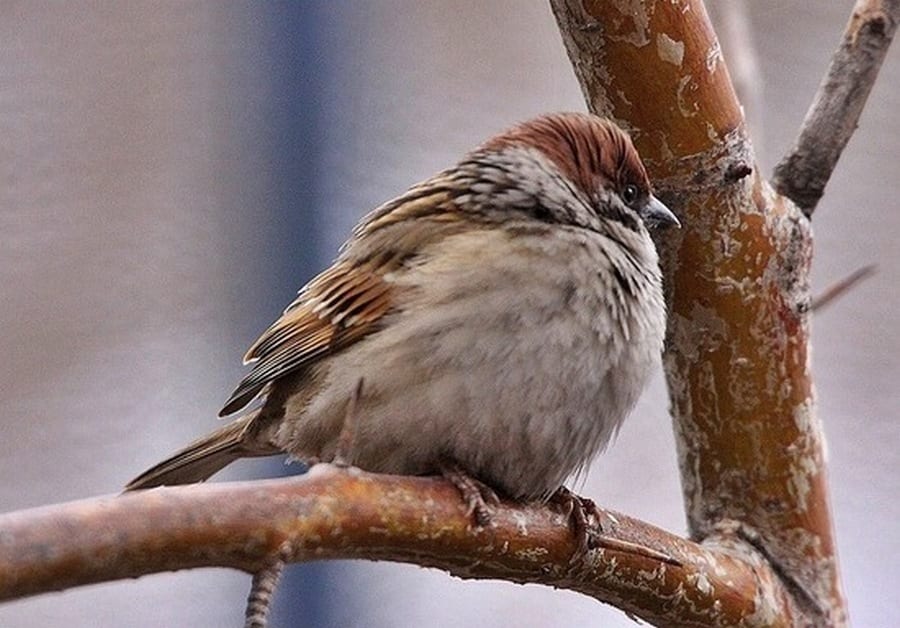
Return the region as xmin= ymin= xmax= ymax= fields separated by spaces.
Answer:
xmin=260 ymin=3 xmax=341 ymax=626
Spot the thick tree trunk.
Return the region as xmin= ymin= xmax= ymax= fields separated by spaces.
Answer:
xmin=550 ymin=1 xmax=845 ymax=623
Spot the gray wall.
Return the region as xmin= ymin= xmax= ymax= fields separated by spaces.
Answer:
xmin=1 ymin=2 xmax=897 ymax=626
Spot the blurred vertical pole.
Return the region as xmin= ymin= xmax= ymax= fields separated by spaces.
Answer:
xmin=259 ymin=3 xmax=325 ymax=296
xmin=258 ymin=3 xmax=338 ymax=626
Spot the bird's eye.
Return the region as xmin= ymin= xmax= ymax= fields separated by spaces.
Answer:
xmin=622 ymin=183 xmax=639 ymax=205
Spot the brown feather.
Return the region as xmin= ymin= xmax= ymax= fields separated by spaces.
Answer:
xmin=222 ymin=186 xmax=472 ymax=418
xmin=480 ymin=113 xmax=651 ymax=201
xmin=125 ymin=411 xmax=273 ymax=489
xmin=221 ymin=261 xmax=395 ymax=416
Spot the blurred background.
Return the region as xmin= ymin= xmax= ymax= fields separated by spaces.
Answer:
xmin=1 ymin=2 xmax=897 ymax=626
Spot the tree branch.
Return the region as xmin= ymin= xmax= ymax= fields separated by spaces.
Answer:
xmin=812 ymin=264 xmax=877 ymax=312
xmin=773 ymin=0 xmax=900 ymax=216
xmin=0 ymin=466 xmax=798 ymax=627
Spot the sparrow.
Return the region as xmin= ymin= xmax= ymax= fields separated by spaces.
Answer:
xmin=126 ymin=112 xmax=678 ymax=521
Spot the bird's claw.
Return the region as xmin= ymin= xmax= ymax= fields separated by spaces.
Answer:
xmin=440 ymin=462 xmax=500 ymax=527
xmin=551 ymin=487 xmax=610 ymax=564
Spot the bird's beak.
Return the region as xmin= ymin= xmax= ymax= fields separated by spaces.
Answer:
xmin=641 ymin=195 xmax=680 ymax=229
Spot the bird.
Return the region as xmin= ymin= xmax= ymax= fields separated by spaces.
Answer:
xmin=126 ymin=112 xmax=679 ymax=524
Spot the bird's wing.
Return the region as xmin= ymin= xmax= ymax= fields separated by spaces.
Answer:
xmin=219 ymin=183 xmax=469 ymax=417
xmin=219 ymin=259 xmax=394 ymax=416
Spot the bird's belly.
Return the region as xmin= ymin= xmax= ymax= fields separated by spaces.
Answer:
xmin=276 ymin=230 xmax=662 ymax=501
xmin=279 ymin=298 xmax=654 ymax=501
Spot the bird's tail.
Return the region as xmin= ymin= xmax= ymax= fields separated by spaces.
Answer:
xmin=124 ymin=410 xmax=277 ymax=491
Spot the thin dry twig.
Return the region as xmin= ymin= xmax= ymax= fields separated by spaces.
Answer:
xmin=244 ymin=543 xmax=289 ymax=628
xmin=332 ymin=378 xmax=364 ymax=467
xmin=773 ymin=0 xmax=900 ymax=215
xmin=812 ymin=264 xmax=877 ymax=312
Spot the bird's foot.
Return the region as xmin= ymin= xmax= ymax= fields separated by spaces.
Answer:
xmin=550 ymin=487 xmax=610 ymax=564
xmin=439 ymin=461 xmax=500 ymax=527
xmin=551 ymin=487 xmax=683 ymax=568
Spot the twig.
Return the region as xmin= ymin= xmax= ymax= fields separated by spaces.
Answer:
xmin=812 ymin=264 xmax=877 ymax=312
xmin=244 ymin=543 xmax=289 ymax=628
xmin=0 ymin=467 xmax=797 ymax=626
xmin=332 ymin=378 xmax=364 ymax=467
xmin=772 ymin=0 xmax=900 ymax=215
